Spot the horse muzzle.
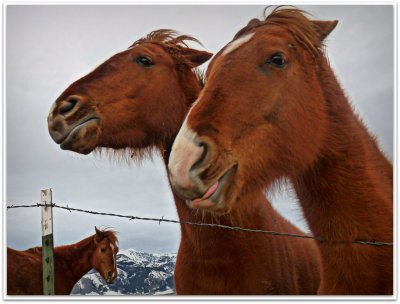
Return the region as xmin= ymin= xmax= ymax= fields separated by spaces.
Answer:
xmin=168 ymin=123 xmax=237 ymax=211
xmin=47 ymin=95 xmax=101 ymax=154
xmin=105 ymin=270 xmax=117 ymax=284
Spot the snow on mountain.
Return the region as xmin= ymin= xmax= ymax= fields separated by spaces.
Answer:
xmin=71 ymin=249 xmax=176 ymax=295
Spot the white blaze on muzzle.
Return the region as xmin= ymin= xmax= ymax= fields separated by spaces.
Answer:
xmin=110 ymin=243 xmax=116 ymax=270
xmin=168 ymin=116 xmax=204 ymax=190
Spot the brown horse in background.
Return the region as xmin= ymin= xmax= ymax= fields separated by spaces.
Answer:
xmin=168 ymin=8 xmax=393 ymax=295
xmin=47 ymin=29 xmax=321 ymax=294
xmin=7 ymin=227 xmax=118 ymax=295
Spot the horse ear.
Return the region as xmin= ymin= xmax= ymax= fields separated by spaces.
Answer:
xmin=94 ymin=226 xmax=101 ymax=244
xmin=313 ymin=20 xmax=338 ymax=41
xmin=181 ymin=48 xmax=213 ymax=67
xmin=247 ymin=18 xmax=262 ymax=28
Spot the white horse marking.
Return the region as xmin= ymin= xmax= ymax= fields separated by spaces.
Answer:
xmin=222 ymin=32 xmax=255 ymax=56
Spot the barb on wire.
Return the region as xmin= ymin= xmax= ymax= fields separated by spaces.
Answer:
xmin=6 ymin=203 xmax=393 ymax=247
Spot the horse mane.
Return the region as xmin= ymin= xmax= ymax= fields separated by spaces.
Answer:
xmin=129 ymin=29 xmax=205 ymax=70
xmin=233 ymin=6 xmax=324 ymax=57
xmin=193 ymin=66 xmax=206 ymax=87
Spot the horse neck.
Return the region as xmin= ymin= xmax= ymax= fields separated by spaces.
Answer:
xmin=177 ymin=67 xmax=204 ymax=107
xmin=293 ymin=56 xmax=393 ymax=241
xmin=54 ymin=235 xmax=96 ymax=288
xmin=158 ymin=67 xmax=202 ymax=155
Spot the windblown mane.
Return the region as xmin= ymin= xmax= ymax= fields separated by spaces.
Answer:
xmin=233 ymin=7 xmax=325 ymax=57
xmin=130 ymin=29 xmax=204 ymax=69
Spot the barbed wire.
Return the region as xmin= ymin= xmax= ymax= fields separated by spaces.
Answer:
xmin=6 ymin=203 xmax=393 ymax=247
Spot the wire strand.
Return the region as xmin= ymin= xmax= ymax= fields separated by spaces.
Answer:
xmin=6 ymin=203 xmax=393 ymax=247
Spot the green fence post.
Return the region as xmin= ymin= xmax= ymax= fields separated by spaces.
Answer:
xmin=41 ymin=189 xmax=55 ymax=295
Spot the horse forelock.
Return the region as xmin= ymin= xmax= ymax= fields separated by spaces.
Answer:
xmin=95 ymin=227 xmax=119 ymax=248
xmin=129 ymin=29 xmax=204 ymax=69
xmin=130 ymin=29 xmax=201 ymax=48
xmin=233 ymin=7 xmax=325 ymax=58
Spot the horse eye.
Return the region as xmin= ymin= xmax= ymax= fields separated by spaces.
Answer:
xmin=136 ymin=55 xmax=154 ymax=67
xmin=266 ymin=53 xmax=287 ymax=68
xmin=101 ymin=248 xmax=106 ymax=253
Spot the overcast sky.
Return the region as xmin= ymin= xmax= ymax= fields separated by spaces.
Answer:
xmin=5 ymin=5 xmax=393 ymax=253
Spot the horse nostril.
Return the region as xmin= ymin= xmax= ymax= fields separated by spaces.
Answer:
xmin=190 ymin=140 xmax=210 ymax=172
xmin=59 ymin=96 xmax=80 ymax=115
xmin=107 ymin=271 xmax=113 ymax=278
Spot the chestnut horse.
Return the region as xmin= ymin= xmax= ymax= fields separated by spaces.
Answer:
xmin=168 ymin=8 xmax=393 ymax=295
xmin=7 ymin=227 xmax=118 ymax=295
xmin=47 ymin=30 xmax=321 ymax=294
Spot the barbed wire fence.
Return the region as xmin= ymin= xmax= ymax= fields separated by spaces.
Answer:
xmin=7 ymin=201 xmax=393 ymax=247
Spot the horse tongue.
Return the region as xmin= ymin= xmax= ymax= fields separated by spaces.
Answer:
xmin=202 ymin=181 xmax=219 ymax=200
xmin=191 ymin=181 xmax=219 ymax=208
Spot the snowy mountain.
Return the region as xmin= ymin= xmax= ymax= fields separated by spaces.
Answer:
xmin=71 ymin=249 xmax=176 ymax=295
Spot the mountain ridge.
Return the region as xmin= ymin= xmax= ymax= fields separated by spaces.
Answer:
xmin=71 ymin=249 xmax=176 ymax=295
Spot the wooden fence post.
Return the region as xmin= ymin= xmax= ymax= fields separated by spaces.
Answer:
xmin=41 ymin=189 xmax=55 ymax=295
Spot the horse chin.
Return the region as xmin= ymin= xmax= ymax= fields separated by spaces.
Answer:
xmin=60 ymin=119 xmax=100 ymax=154
xmin=101 ymin=270 xmax=117 ymax=284
xmin=105 ymin=277 xmax=116 ymax=284
xmin=186 ymin=165 xmax=237 ymax=213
